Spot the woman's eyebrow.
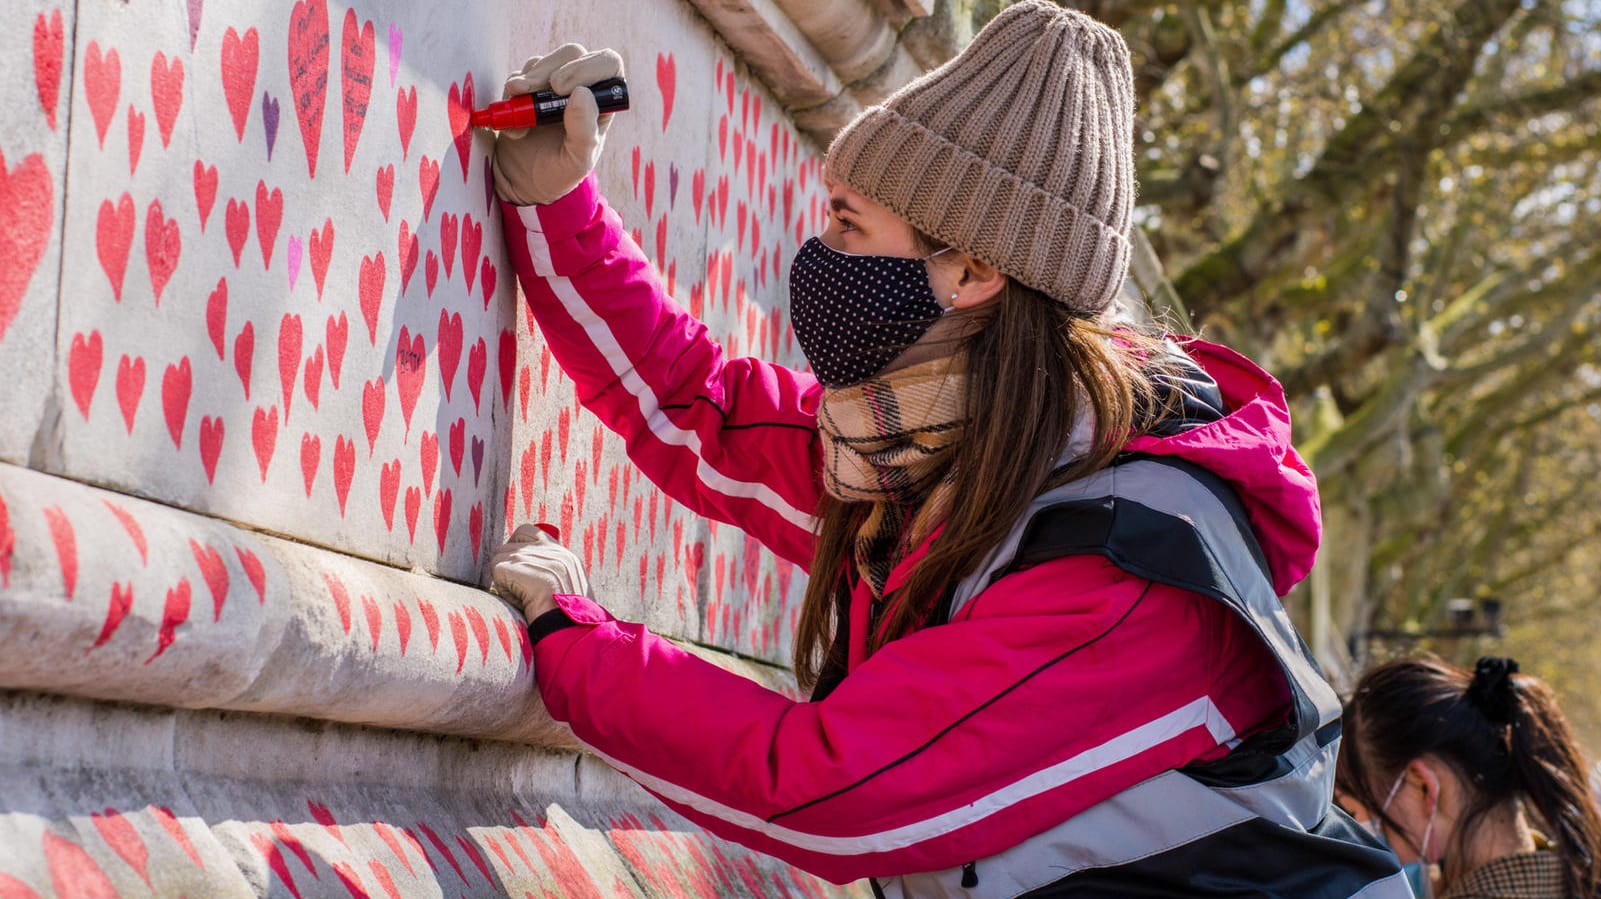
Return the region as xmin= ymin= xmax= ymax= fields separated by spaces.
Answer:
xmin=830 ymin=196 xmax=861 ymax=218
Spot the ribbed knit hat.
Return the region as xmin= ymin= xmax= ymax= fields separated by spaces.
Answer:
xmin=826 ymin=0 xmax=1136 ymax=315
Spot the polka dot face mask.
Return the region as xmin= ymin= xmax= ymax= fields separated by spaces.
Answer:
xmin=787 ymin=237 xmax=951 ymax=388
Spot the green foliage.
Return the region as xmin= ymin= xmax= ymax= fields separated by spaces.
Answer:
xmin=963 ymin=0 xmax=1601 ymax=746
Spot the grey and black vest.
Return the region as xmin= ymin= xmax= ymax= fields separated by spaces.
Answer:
xmin=870 ymin=452 xmax=1410 ymax=898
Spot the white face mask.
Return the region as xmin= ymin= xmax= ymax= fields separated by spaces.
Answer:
xmin=1361 ymin=769 xmax=1437 ymax=898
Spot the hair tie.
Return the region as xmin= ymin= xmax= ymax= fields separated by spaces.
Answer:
xmin=1467 ymin=656 xmax=1520 ymax=723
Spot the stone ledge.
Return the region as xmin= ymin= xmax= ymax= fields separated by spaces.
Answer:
xmin=0 ymin=462 xmax=796 ymax=751
xmin=0 ymin=690 xmax=859 ymax=896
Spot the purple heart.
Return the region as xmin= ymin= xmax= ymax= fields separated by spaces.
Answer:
xmin=668 ymin=163 xmax=680 ymax=210
xmin=262 ymin=92 xmax=280 ymax=160
xmin=186 ymin=0 xmax=203 ymax=50
xmin=471 ymin=437 xmax=485 ymax=486
xmin=388 ymin=24 xmax=402 ymax=88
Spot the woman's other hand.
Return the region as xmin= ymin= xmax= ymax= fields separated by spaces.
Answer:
xmin=491 ymin=44 xmax=624 ymax=206
xmin=489 ymin=524 xmax=590 ymax=621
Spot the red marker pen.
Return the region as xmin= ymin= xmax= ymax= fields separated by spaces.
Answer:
xmin=470 ymin=77 xmax=629 ymax=130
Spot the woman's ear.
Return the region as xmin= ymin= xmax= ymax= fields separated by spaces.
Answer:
xmin=1407 ymin=757 xmax=1444 ymax=813
xmin=949 ymin=255 xmax=1007 ymax=310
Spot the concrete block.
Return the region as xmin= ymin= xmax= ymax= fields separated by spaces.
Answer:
xmin=0 ymin=1 xmax=73 ymax=466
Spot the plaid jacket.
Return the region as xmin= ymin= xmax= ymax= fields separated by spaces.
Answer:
xmin=1444 ymin=851 xmax=1566 ymax=899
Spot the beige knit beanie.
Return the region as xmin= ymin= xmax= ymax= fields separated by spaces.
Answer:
xmin=826 ymin=0 xmax=1136 ymax=315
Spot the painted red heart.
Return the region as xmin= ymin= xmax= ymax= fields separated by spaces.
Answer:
xmin=97 ymin=193 xmax=135 ymax=301
xmin=126 ymin=106 xmax=144 ymax=176
xmin=395 ymin=85 xmax=417 ymax=159
xmin=404 ymin=486 xmax=422 ymax=543
xmin=643 ymin=161 xmax=656 ymax=221
xmin=300 ymin=432 xmax=320 ymax=496
xmin=277 ymin=313 xmax=302 ymax=422
xmin=34 ymin=11 xmax=64 ymax=131
xmin=362 ymin=376 xmax=385 ymax=453
xmin=237 ymin=547 xmax=267 ymax=602
xmin=397 ymin=220 xmax=418 ymax=294
xmin=374 ymin=163 xmax=393 ymax=220
xmin=309 ymin=217 xmax=334 ymax=300
xmin=149 ymin=51 xmax=184 ymax=147
xmin=224 ymin=197 xmax=249 ymax=267
xmin=0 ymin=151 xmax=53 ymax=341
xmin=358 ymin=252 xmax=385 ymax=344
xmin=479 ymin=258 xmax=496 ymax=308
xmin=42 ymin=505 xmax=77 ymax=599
xmin=416 ymin=596 xmax=439 ymax=650
xmin=90 ymin=808 xmax=152 ymax=887
xmin=378 ymin=458 xmax=399 ymax=529
xmin=518 ymin=365 xmax=531 ymax=422
xmin=519 ymin=444 xmax=537 ymax=516
xmin=146 ymin=577 xmax=191 ymax=663
xmin=323 ymin=573 xmax=351 ymax=634
xmin=161 ymin=357 xmax=192 ymax=449
xmin=419 ymin=430 xmax=438 ymax=496
xmin=391 ymin=600 xmax=412 ymax=654
xmin=287 ymin=0 xmax=330 ymax=177
xmin=340 ymin=8 xmax=375 ymax=173
xmin=255 ymin=180 xmax=283 ymax=269
xmin=498 ymin=329 xmax=516 ymax=412
xmin=433 ymin=489 xmax=452 ymax=554
xmin=145 ymin=199 xmax=181 ymax=305
xmin=655 ymin=53 xmax=676 ymax=131
xmin=395 ymin=325 xmax=426 ymax=437
xmin=418 ymin=156 xmax=439 ymax=221
xmin=84 ymin=41 xmax=121 ymax=147
xmin=204 ymin=278 xmax=228 ymax=359
xmin=460 ymin=214 xmax=482 ymax=291
xmin=447 ymin=418 xmax=465 ymax=477
xmin=149 ymin=807 xmax=204 ymax=869
xmin=446 ymin=608 xmax=467 ymax=671
xmin=446 ymin=74 xmax=474 ymax=180
xmin=252 ymin=405 xmax=278 ymax=481
xmin=332 ymin=434 xmax=355 ymax=515
xmin=303 ymin=344 xmax=323 ymax=410
xmin=66 ymin=331 xmax=103 ymax=420
xmin=463 ymin=605 xmax=490 ymax=664
xmin=436 ymin=309 xmax=462 ymax=401
xmin=199 ymin=415 xmax=224 ymax=483
xmin=221 ymin=26 xmax=259 ymax=141
xmin=360 ymin=594 xmax=382 ymax=652
xmin=466 ymin=337 xmax=487 ymax=412
xmin=423 ymin=250 xmax=439 ymax=296
xmin=191 ymin=160 xmax=218 ymax=232
xmin=439 ymin=212 xmax=458 ymax=278
xmin=115 ymin=354 xmax=145 ymax=433
xmin=102 ymin=500 xmax=147 ymax=566
xmin=234 ymin=322 xmax=255 ymax=399
xmin=89 ymin=581 xmax=134 ymax=652
xmin=691 ymin=168 xmax=706 ymax=224
xmin=325 ymin=311 xmax=347 ymax=388
xmin=190 ymin=539 xmax=230 ymax=621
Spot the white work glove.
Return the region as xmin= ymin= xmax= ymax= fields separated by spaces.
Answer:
xmin=491 ymin=44 xmax=624 ymax=206
xmin=489 ymin=524 xmax=590 ymax=622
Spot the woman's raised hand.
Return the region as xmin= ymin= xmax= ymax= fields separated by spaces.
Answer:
xmin=490 ymin=44 xmax=624 ymax=206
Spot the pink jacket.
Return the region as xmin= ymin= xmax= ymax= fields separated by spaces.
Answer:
xmin=501 ymin=176 xmax=1319 ymax=884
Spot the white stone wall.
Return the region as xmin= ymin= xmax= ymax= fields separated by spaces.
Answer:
xmin=0 ymin=0 xmax=880 ymax=894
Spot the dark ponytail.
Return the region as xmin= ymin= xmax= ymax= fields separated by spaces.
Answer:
xmin=1338 ymin=654 xmax=1601 ymax=896
xmin=1496 ymin=660 xmax=1601 ymax=896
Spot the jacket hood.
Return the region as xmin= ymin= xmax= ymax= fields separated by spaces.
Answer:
xmin=1124 ymin=338 xmax=1322 ymax=596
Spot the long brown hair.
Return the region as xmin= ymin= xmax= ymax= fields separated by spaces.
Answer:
xmin=1337 ymin=655 xmax=1601 ymax=896
xmin=792 ymin=256 xmax=1169 ymax=689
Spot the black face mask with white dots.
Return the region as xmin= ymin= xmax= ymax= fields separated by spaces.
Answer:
xmin=787 ymin=237 xmax=950 ymax=388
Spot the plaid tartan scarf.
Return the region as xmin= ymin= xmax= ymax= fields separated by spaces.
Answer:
xmin=817 ymin=355 xmax=967 ymax=599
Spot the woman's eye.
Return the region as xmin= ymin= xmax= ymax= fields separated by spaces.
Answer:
xmin=836 ymin=217 xmax=857 ymax=232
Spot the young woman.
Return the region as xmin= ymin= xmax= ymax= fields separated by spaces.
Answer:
xmin=1338 ymin=655 xmax=1601 ymax=898
xmin=489 ymin=3 xmax=1408 ymax=894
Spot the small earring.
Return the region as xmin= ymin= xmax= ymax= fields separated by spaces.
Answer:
xmin=949 ymin=292 xmax=959 ymax=301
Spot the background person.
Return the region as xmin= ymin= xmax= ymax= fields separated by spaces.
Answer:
xmin=489 ymin=2 xmax=1408 ymax=893
xmin=1338 ymin=655 xmax=1601 ymax=898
